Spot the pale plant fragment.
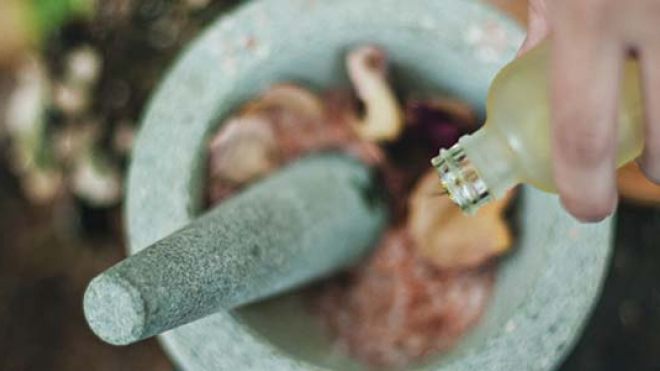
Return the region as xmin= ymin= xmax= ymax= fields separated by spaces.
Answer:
xmin=346 ymin=45 xmax=403 ymax=142
xmin=241 ymin=83 xmax=325 ymax=120
xmin=208 ymin=115 xmax=280 ymax=186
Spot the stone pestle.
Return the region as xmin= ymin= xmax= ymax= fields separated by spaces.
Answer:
xmin=83 ymin=154 xmax=387 ymax=346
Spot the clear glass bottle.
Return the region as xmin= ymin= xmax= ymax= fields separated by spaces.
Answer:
xmin=432 ymin=40 xmax=645 ymax=214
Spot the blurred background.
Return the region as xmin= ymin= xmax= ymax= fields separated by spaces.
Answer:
xmin=0 ymin=1 xmax=659 ymax=370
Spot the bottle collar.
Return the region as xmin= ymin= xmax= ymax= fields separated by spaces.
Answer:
xmin=431 ymin=143 xmax=492 ymax=214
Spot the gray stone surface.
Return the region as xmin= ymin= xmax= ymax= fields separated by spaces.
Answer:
xmin=85 ymin=154 xmax=386 ymax=345
xmin=122 ymin=0 xmax=614 ymax=370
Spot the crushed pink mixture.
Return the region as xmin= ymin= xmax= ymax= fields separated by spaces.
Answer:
xmin=310 ymin=229 xmax=495 ymax=369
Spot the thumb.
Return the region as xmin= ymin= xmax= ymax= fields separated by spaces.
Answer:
xmin=518 ymin=0 xmax=550 ymax=56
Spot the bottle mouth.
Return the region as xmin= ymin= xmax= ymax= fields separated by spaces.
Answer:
xmin=431 ymin=143 xmax=492 ymax=214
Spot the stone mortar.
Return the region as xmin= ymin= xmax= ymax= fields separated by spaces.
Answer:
xmin=125 ymin=0 xmax=614 ymax=370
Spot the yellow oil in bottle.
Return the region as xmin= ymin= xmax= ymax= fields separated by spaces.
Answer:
xmin=432 ymin=40 xmax=645 ymax=213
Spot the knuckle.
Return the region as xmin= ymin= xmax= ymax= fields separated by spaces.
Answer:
xmin=565 ymin=0 xmax=616 ymax=26
xmin=567 ymin=0 xmax=595 ymax=14
xmin=576 ymin=0 xmax=613 ymax=12
xmin=529 ymin=0 xmax=547 ymax=15
xmin=556 ymin=123 xmax=613 ymax=167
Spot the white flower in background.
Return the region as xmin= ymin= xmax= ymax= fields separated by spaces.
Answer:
xmin=3 ymin=55 xmax=64 ymax=202
xmin=71 ymin=152 xmax=122 ymax=207
xmin=5 ymin=56 xmax=48 ymax=141
xmin=65 ymin=45 xmax=102 ymax=87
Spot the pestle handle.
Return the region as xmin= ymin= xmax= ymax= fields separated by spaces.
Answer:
xmin=83 ymin=154 xmax=387 ymax=346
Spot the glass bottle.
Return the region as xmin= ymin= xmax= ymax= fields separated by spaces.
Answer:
xmin=432 ymin=40 xmax=645 ymax=214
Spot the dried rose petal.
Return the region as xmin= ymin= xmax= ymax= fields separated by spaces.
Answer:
xmin=405 ymin=98 xmax=477 ymax=150
xmin=617 ymin=162 xmax=660 ymax=206
xmin=241 ymin=83 xmax=354 ymax=160
xmin=206 ymin=84 xmax=387 ymax=205
xmin=312 ymin=229 xmax=494 ymax=369
xmin=408 ymin=170 xmax=514 ymax=270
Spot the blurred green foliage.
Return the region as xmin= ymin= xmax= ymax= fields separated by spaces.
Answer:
xmin=30 ymin=0 xmax=94 ymax=40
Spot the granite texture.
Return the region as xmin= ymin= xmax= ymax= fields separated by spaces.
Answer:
xmin=123 ymin=0 xmax=614 ymax=370
xmin=85 ymin=154 xmax=386 ymax=345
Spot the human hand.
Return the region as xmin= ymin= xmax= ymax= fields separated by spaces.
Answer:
xmin=518 ymin=0 xmax=660 ymax=222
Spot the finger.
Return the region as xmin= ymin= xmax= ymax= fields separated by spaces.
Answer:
xmin=550 ymin=12 xmax=623 ymax=222
xmin=638 ymin=45 xmax=660 ymax=184
xmin=517 ymin=0 xmax=550 ymax=56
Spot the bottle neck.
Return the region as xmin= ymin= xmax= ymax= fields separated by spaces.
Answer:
xmin=431 ymin=125 xmax=519 ymax=214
